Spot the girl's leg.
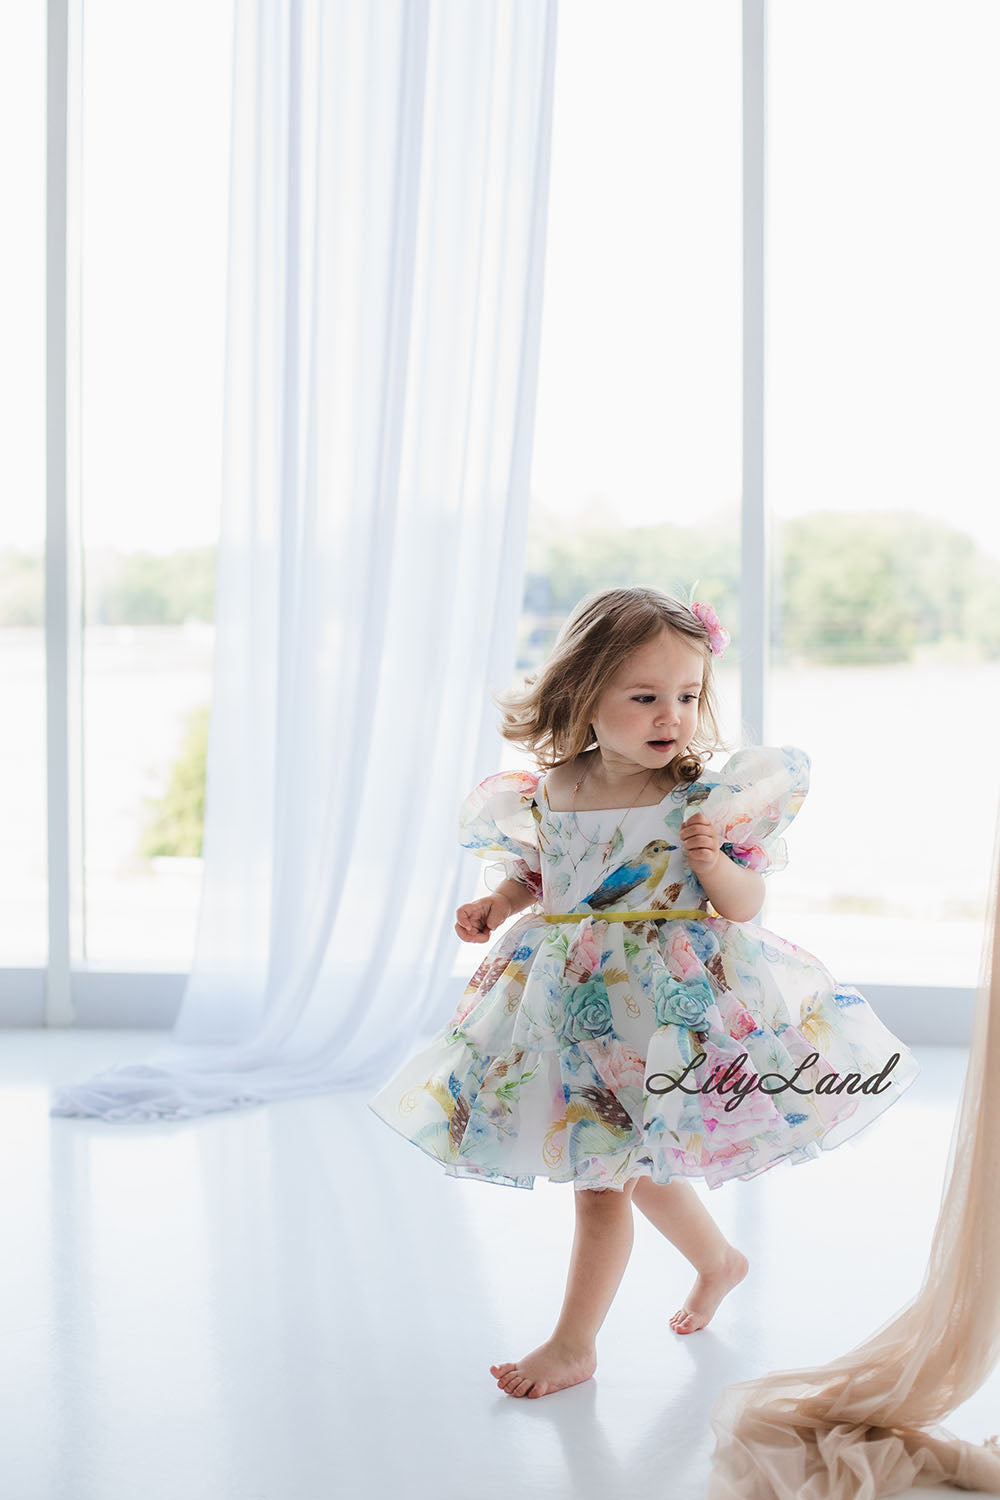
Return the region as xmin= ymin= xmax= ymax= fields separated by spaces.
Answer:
xmin=630 ymin=1175 xmax=749 ymax=1333
xmin=490 ymin=1177 xmax=639 ymax=1398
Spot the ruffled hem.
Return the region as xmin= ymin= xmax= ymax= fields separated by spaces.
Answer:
xmin=367 ymin=1007 xmax=922 ymax=1194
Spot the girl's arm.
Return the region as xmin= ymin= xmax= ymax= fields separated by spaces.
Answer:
xmin=491 ymin=876 xmax=538 ymax=916
xmin=697 ymin=856 xmax=765 ymax=923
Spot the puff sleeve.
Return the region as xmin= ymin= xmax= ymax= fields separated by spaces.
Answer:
xmin=695 ymin=745 xmax=810 ymax=878
xmin=458 ymin=768 xmax=544 ymax=901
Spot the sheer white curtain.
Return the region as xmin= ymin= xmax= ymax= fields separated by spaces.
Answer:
xmin=50 ymin=0 xmax=558 ymax=1121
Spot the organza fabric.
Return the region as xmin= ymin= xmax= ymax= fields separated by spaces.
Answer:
xmin=706 ymin=782 xmax=1000 ymax=1497
xmin=368 ymin=746 xmax=920 ymax=1194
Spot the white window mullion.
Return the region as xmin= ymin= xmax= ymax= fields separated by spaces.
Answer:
xmin=741 ymin=0 xmax=767 ymax=743
xmin=45 ymin=0 xmax=85 ymax=1023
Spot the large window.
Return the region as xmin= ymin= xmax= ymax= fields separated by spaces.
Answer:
xmin=766 ymin=0 xmax=1000 ymax=985
xmin=14 ymin=2 xmax=999 ymax=1011
xmin=458 ymin=1 xmax=742 ymax=971
xmin=1 ymin=2 xmax=232 ymax=970
xmin=76 ymin=1 xmax=232 ymax=964
xmin=466 ymin=0 xmax=999 ymax=1002
xmin=0 ymin=5 xmax=46 ymax=962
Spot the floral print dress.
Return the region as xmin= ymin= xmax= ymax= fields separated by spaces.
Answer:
xmin=368 ymin=745 xmax=920 ymax=1192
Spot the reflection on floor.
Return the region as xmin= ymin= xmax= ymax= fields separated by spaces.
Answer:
xmin=8 ymin=1032 xmax=998 ymax=1500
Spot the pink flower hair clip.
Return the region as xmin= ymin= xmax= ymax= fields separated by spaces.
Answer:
xmin=690 ymin=599 xmax=730 ymax=657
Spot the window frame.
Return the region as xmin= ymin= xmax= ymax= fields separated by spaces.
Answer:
xmin=22 ymin=0 xmax=973 ymax=1043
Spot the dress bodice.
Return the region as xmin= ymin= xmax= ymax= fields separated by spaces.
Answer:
xmin=533 ymin=778 xmax=708 ymax=915
xmin=456 ymin=746 xmax=812 ymax=914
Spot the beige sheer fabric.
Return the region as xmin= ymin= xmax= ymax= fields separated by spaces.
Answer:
xmin=707 ymin=792 xmax=1000 ymax=1499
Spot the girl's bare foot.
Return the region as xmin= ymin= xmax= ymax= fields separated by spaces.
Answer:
xmin=669 ymin=1246 xmax=749 ymax=1334
xmin=489 ymin=1336 xmax=597 ymax=1398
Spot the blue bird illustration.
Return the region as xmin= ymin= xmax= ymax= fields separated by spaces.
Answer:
xmin=584 ymin=839 xmax=674 ymax=910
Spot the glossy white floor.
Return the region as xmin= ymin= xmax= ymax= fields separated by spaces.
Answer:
xmin=7 ymin=1030 xmax=999 ymax=1500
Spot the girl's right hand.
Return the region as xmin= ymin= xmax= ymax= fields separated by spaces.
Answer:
xmin=455 ymin=893 xmax=512 ymax=942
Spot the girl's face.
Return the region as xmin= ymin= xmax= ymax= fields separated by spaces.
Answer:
xmin=590 ymin=628 xmax=705 ymax=778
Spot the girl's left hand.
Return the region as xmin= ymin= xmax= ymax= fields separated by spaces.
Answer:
xmin=680 ymin=811 xmax=722 ymax=874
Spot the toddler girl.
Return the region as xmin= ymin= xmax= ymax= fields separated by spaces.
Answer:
xmin=369 ymin=584 xmax=919 ymax=1399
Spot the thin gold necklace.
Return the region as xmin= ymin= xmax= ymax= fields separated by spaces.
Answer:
xmin=570 ymin=754 xmax=659 ymax=874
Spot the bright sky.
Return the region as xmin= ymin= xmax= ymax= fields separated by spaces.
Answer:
xmin=1 ymin=0 xmax=232 ymax=556
xmin=4 ymin=0 xmax=1000 ymax=562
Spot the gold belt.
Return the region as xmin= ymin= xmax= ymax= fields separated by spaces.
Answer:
xmin=540 ymin=907 xmax=713 ymax=923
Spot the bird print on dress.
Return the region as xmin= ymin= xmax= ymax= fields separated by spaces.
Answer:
xmin=582 ymin=839 xmax=674 ymax=911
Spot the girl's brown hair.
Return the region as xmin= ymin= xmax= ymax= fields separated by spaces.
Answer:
xmin=492 ymin=585 xmax=732 ymax=788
